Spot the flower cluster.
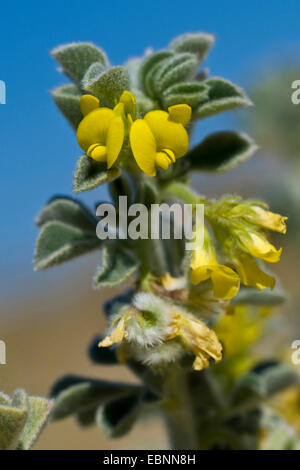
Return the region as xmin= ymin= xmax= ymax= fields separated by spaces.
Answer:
xmin=77 ymin=92 xmax=191 ymax=177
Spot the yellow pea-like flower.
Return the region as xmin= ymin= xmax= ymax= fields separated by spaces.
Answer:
xmin=190 ymin=227 xmax=240 ymax=300
xmin=167 ymin=311 xmax=222 ymax=371
xmin=76 ymin=93 xmax=133 ymax=168
xmin=130 ymin=104 xmax=191 ymax=177
xmin=233 ymin=229 xmax=282 ymax=263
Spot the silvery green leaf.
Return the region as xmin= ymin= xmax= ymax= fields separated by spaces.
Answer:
xmin=51 ymin=84 xmax=82 ymax=130
xmin=96 ymin=392 xmax=141 ymax=438
xmin=93 ymin=244 xmax=138 ymax=288
xmin=0 ymin=389 xmax=28 ymax=450
xmin=162 ymin=81 xmax=208 ymax=109
xmin=124 ymin=57 xmax=143 ymax=89
xmin=185 ymin=131 xmax=257 ymax=172
xmin=154 ymin=53 xmax=198 ymax=96
xmin=51 ymin=42 xmax=108 ymax=83
xmin=36 ymin=196 xmax=97 ymax=232
xmin=81 ymin=61 xmax=106 ymax=89
xmin=169 ymin=32 xmax=215 ymax=65
xmin=82 ymin=65 xmax=129 ymax=105
xmin=232 ymin=287 xmax=286 ymax=306
xmin=17 ymin=397 xmax=53 ymax=450
xmin=34 ymin=221 xmax=100 ymax=270
xmin=51 ymin=378 xmax=140 ymax=421
xmin=74 ymin=155 xmax=121 ymax=193
xmin=139 ymin=50 xmax=174 ymax=98
xmin=133 ymin=88 xmax=155 ymax=116
xmin=194 ymin=77 xmax=252 ymax=119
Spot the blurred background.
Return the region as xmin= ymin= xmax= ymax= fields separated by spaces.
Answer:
xmin=1 ymin=0 xmax=300 ymax=449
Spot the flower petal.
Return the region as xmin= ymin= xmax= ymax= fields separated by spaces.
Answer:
xmin=144 ymin=110 xmax=189 ymax=159
xmin=80 ymin=94 xmax=100 ymax=116
xmin=210 ymin=265 xmax=240 ymax=299
xmin=106 ymin=116 xmax=125 ymax=168
xmin=77 ymin=108 xmax=115 ymax=152
xmin=130 ymin=119 xmax=157 ymax=177
xmin=168 ymin=104 xmax=191 ymax=126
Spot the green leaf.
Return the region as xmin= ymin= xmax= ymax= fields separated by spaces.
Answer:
xmin=93 ymin=244 xmax=138 ymax=288
xmin=231 ymin=363 xmax=300 ymax=411
xmin=17 ymin=397 xmax=53 ymax=450
xmin=124 ymin=57 xmax=143 ymax=89
xmin=34 ymin=221 xmax=100 ymax=270
xmin=36 ymin=196 xmax=97 ymax=232
xmin=96 ymin=392 xmax=141 ymax=438
xmin=232 ymin=287 xmax=286 ymax=306
xmin=51 ymin=84 xmax=82 ymax=130
xmin=82 ymin=65 xmax=129 ymax=105
xmin=194 ymin=77 xmax=252 ymax=119
xmin=154 ymin=53 xmax=198 ymax=96
xmin=81 ymin=61 xmax=106 ymax=89
xmin=139 ymin=50 xmax=174 ymax=98
xmin=261 ymin=363 xmax=300 ymax=397
xmin=51 ymin=379 xmax=140 ymax=421
xmin=88 ymin=336 xmax=119 ymax=365
xmin=74 ymin=155 xmax=121 ymax=193
xmin=51 ymin=42 xmax=108 ymax=83
xmin=169 ymin=32 xmax=215 ymax=65
xmin=185 ymin=131 xmax=257 ymax=172
xmin=162 ymin=81 xmax=208 ymax=109
xmin=0 ymin=389 xmax=28 ymax=450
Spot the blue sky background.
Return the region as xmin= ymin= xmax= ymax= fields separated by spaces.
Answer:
xmin=1 ymin=0 xmax=300 ymax=301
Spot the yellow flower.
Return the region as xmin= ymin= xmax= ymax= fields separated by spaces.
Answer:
xmin=168 ymin=311 xmax=222 ymax=371
xmin=76 ymin=91 xmax=137 ymax=167
xmin=130 ymin=104 xmax=191 ymax=177
xmin=232 ymin=251 xmax=275 ymax=290
xmin=98 ymin=315 xmax=127 ymax=347
xmin=190 ymin=227 xmax=240 ymax=300
xmin=233 ymin=228 xmax=282 ymax=263
xmin=230 ymin=203 xmax=287 ymax=234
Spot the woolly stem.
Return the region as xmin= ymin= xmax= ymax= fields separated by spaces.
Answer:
xmin=162 ymin=365 xmax=198 ymax=450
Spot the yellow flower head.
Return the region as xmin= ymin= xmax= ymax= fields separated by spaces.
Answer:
xmin=167 ymin=311 xmax=222 ymax=371
xmin=190 ymin=226 xmax=240 ymax=300
xmin=130 ymin=104 xmax=191 ymax=177
xmin=76 ymin=91 xmax=137 ymax=167
xmin=232 ymin=251 xmax=275 ymax=290
xmin=233 ymin=228 xmax=282 ymax=263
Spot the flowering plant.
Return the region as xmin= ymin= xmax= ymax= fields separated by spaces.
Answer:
xmin=4 ymin=32 xmax=297 ymax=450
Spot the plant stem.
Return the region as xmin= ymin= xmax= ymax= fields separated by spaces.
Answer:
xmin=161 ymin=365 xmax=198 ymax=450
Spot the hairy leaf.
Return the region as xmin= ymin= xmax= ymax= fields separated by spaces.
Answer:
xmin=93 ymin=244 xmax=138 ymax=288
xmin=82 ymin=65 xmax=129 ymax=105
xmin=34 ymin=221 xmax=100 ymax=270
xmin=74 ymin=155 xmax=121 ymax=193
xmin=51 ymin=42 xmax=108 ymax=83
xmin=51 ymin=84 xmax=82 ymax=130
xmin=185 ymin=131 xmax=257 ymax=172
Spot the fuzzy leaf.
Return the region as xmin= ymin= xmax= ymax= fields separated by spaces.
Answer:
xmin=162 ymin=81 xmax=208 ymax=109
xmin=231 ymin=363 xmax=299 ymax=410
xmin=0 ymin=389 xmax=28 ymax=450
xmin=96 ymin=392 xmax=141 ymax=438
xmin=169 ymin=32 xmax=215 ymax=64
xmin=185 ymin=131 xmax=257 ymax=172
xmin=51 ymin=378 xmax=139 ymax=421
xmin=51 ymin=42 xmax=108 ymax=83
xmin=81 ymin=61 xmax=106 ymax=89
xmin=34 ymin=221 xmax=100 ymax=270
xmin=140 ymin=50 xmax=174 ymax=98
xmin=51 ymin=84 xmax=82 ymax=130
xmin=74 ymin=155 xmax=121 ymax=193
xmin=36 ymin=196 xmax=97 ymax=232
xmin=76 ymin=407 xmax=98 ymax=427
xmin=154 ymin=53 xmax=198 ymax=96
xmin=88 ymin=336 xmax=119 ymax=365
xmin=232 ymin=287 xmax=286 ymax=306
xmin=82 ymin=65 xmax=129 ymax=105
xmin=93 ymin=244 xmax=138 ymax=288
xmin=17 ymin=397 xmax=53 ymax=450
xmin=194 ymin=77 xmax=251 ymax=119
